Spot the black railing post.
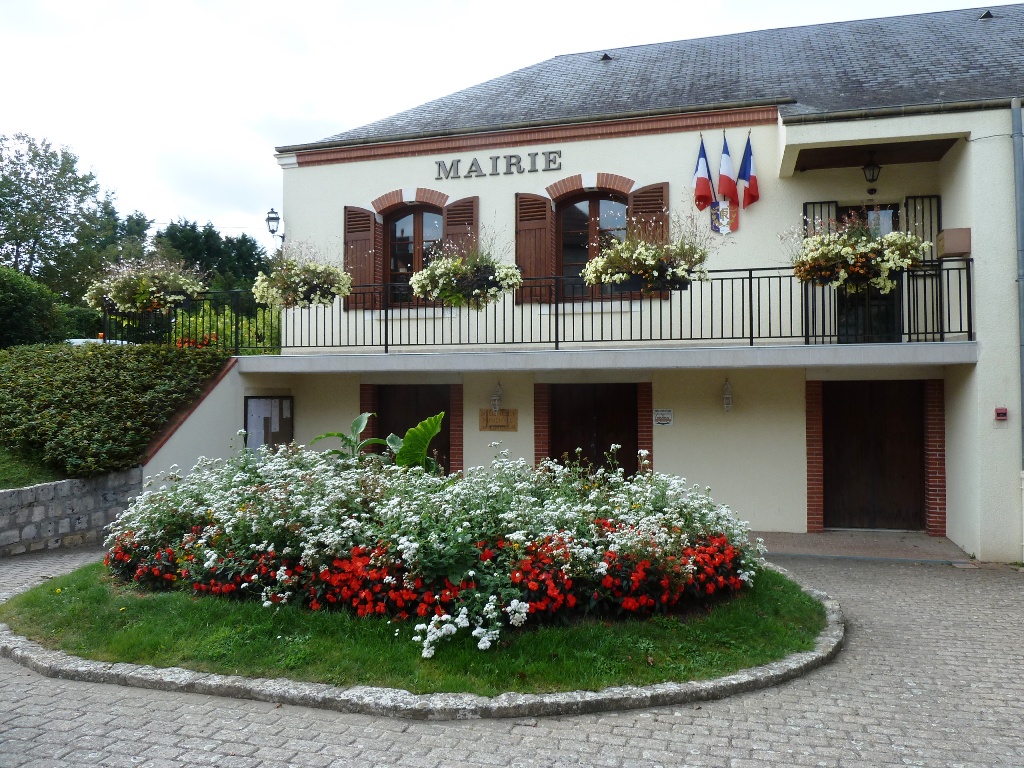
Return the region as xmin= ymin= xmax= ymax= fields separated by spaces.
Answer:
xmin=382 ymin=284 xmax=390 ymax=353
xmin=232 ymin=291 xmax=241 ymax=354
xmin=554 ymin=279 xmax=560 ymax=350
xmin=748 ymin=269 xmax=755 ymax=346
xmin=966 ymin=258 xmax=974 ymax=341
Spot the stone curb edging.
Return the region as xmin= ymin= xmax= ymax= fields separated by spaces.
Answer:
xmin=0 ymin=566 xmax=844 ymax=721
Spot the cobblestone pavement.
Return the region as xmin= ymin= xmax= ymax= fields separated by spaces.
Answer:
xmin=2 ymin=548 xmax=1023 ymax=767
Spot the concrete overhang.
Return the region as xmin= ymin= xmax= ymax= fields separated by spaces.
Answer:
xmin=236 ymin=342 xmax=978 ymax=376
xmin=778 ymin=113 xmax=969 ymax=178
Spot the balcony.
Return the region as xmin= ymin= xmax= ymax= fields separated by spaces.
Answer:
xmin=103 ymin=260 xmax=974 ymax=364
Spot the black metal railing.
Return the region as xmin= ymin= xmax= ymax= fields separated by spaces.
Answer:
xmin=102 ymin=259 xmax=974 ymax=353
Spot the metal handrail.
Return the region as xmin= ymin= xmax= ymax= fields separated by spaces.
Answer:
xmin=102 ymin=259 xmax=975 ymax=353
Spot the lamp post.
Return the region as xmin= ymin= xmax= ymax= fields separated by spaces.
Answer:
xmin=265 ymin=208 xmax=284 ymax=246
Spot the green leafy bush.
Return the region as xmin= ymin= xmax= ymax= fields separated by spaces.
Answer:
xmin=0 ymin=266 xmax=67 ymax=348
xmin=0 ymin=344 xmax=229 ymax=477
xmin=55 ymin=304 xmax=102 ymax=339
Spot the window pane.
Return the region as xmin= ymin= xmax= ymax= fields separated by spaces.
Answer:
xmin=599 ymin=199 xmax=627 ymax=231
xmin=868 ymin=209 xmax=895 ymax=236
xmin=390 ymin=214 xmax=414 ymax=243
xmin=562 ymin=201 xmax=590 ymax=234
xmin=423 ymin=212 xmax=443 ymax=242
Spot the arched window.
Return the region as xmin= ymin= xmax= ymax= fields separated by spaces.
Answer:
xmin=558 ymin=193 xmax=628 ymax=297
xmin=386 ymin=206 xmax=443 ymax=301
xmin=343 ymin=196 xmax=478 ymax=309
xmin=515 ymin=182 xmax=667 ymax=304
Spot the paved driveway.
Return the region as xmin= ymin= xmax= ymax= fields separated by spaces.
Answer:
xmin=1 ymin=548 xmax=1023 ymax=767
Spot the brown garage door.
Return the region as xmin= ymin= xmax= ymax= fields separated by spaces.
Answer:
xmin=550 ymin=383 xmax=638 ymax=475
xmin=822 ymin=380 xmax=925 ymax=529
xmin=376 ymin=385 xmax=451 ymax=472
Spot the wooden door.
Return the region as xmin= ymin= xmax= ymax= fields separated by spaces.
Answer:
xmin=822 ymin=380 xmax=924 ymax=529
xmin=376 ymin=385 xmax=451 ymax=472
xmin=550 ymin=384 xmax=638 ymax=475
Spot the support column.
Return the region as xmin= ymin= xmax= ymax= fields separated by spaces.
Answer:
xmin=924 ymin=379 xmax=947 ymax=537
xmin=449 ymin=384 xmax=464 ymax=474
xmin=534 ymin=383 xmax=551 ymax=467
xmin=806 ymin=380 xmax=824 ymax=532
xmin=637 ymin=382 xmax=654 ymax=468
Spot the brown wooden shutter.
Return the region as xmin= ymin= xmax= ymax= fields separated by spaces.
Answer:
xmin=442 ymin=196 xmax=478 ymax=251
xmin=515 ymin=193 xmax=554 ymax=303
xmin=344 ymin=206 xmax=381 ymax=310
xmin=627 ymin=182 xmax=669 ymax=243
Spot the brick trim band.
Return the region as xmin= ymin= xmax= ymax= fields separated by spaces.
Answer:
xmin=371 ymin=188 xmax=450 ymax=214
xmin=294 ymin=107 xmax=779 ymax=167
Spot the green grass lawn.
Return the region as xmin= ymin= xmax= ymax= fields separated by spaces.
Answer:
xmin=0 ymin=563 xmax=826 ymax=696
xmin=0 ymin=446 xmax=63 ymax=490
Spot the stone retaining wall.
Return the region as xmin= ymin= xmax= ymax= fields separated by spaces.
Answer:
xmin=0 ymin=469 xmax=142 ymax=557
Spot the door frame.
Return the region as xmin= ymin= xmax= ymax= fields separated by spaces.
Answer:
xmin=805 ymin=379 xmax=946 ymax=535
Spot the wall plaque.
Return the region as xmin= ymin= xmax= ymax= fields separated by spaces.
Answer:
xmin=479 ymin=409 xmax=518 ymax=432
xmin=653 ymin=409 xmax=673 ymax=426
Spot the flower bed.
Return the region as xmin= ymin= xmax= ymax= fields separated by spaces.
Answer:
xmin=106 ymin=448 xmax=762 ymax=658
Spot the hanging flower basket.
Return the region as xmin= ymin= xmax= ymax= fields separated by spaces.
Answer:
xmin=794 ymin=213 xmax=930 ymax=295
xmin=85 ymin=255 xmax=206 ymax=313
xmin=409 ymin=243 xmax=522 ymax=309
xmin=253 ymin=256 xmax=352 ymax=308
xmin=582 ymin=230 xmax=709 ymax=294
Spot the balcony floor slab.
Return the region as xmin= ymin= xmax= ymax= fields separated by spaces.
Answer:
xmin=235 ymin=341 xmax=978 ymax=375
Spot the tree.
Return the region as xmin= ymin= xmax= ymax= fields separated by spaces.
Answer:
xmin=0 ymin=134 xmax=100 ymax=280
xmin=0 ymin=266 xmax=67 ymax=348
xmin=156 ymin=219 xmax=268 ymax=291
xmin=36 ymin=196 xmax=154 ymax=304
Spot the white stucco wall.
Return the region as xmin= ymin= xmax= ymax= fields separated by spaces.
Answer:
xmin=143 ymin=363 xmax=245 ymax=479
xmin=209 ymin=105 xmax=1023 ymax=558
xmin=651 ymin=368 xmax=807 ymax=533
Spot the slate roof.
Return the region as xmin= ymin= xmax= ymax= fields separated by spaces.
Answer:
xmin=286 ymin=5 xmax=1024 ymax=151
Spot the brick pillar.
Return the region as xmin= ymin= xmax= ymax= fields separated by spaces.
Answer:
xmin=534 ymin=383 xmax=551 ymax=467
xmin=359 ymin=384 xmax=378 ymax=442
xmin=806 ymin=381 xmax=824 ymax=532
xmin=449 ymin=384 xmax=464 ymax=474
xmin=637 ymin=382 xmax=654 ymax=469
xmin=924 ymin=379 xmax=947 ymax=537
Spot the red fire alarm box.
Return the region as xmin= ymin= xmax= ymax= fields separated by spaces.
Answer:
xmin=995 ymin=407 xmax=1009 ymax=421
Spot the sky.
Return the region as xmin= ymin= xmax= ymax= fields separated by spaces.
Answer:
xmin=1 ymin=0 xmax=1016 ymax=254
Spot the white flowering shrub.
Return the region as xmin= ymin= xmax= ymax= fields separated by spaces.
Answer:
xmin=106 ymin=446 xmax=764 ymax=658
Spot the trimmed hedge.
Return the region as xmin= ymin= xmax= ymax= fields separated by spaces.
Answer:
xmin=0 ymin=344 xmax=229 ymax=477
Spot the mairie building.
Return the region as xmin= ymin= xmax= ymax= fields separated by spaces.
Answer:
xmin=149 ymin=6 xmax=1024 ymax=562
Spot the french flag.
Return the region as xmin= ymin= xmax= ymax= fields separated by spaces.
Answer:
xmin=718 ymin=135 xmax=739 ymax=206
xmin=692 ymin=138 xmax=714 ymax=210
xmin=738 ymin=136 xmax=760 ymax=208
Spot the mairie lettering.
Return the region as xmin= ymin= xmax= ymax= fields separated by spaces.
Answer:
xmin=435 ymin=150 xmax=561 ymax=180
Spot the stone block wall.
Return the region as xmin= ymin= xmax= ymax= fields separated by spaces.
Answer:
xmin=0 ymin=468 xmax=142 ymax=557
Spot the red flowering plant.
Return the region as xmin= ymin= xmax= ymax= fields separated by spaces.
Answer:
xmin=105 ymin=441 xmax=764 ymax=658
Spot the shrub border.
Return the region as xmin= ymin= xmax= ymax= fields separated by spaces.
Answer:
xmin=0 ymin=562 xmax=843 ymax=720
